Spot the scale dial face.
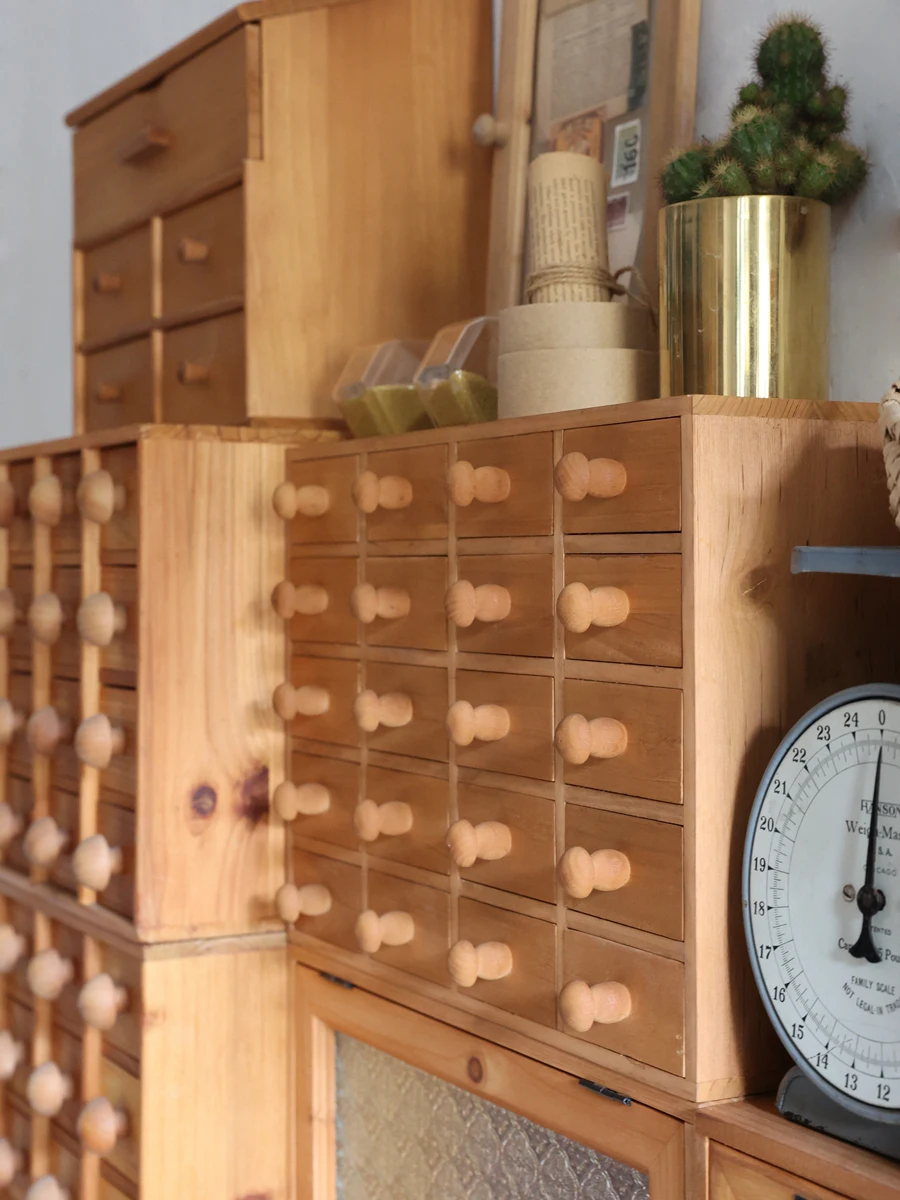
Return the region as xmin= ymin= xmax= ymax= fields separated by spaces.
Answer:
xmin=745 ymin=685 xmax=900 ymax=1121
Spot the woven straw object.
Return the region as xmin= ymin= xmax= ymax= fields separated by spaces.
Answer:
xmin=880 ymin=379 xmax=900 ymax=531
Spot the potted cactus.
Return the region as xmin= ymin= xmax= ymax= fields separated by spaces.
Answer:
xmin=658 ymin=17 xmax=868 ymax=401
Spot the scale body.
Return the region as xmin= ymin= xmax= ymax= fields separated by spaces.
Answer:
xmin=743 ymin=684 xmax=900 ymax=1160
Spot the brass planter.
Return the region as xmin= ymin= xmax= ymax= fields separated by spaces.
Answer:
xmin=659 ymin=195 xmax=830 ymax=400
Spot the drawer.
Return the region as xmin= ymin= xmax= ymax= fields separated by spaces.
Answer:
xmin=51 ymin=681 xmax=137 ymax=800
xmin=161 ymin=310 xmax=246 ymax=424
xmin=362 ymin=662 xmax=448 ymax=763
xmin=73 ymin=802 xmax=135 ymax=920
xmin=74 ymin=28 xmax=258 ymax=243
xmin=49 ymin=1023 xmax=84 ymax=1134
xmin=2 ymin=1097 xmax=29 ymax=1183
xmin=560 ymin=679 xmax=682 ymax=804
xmin=100 ymin=443 xmax=139 ymax=557
xmin=363 ymin=872 xmax=449 ymax=986
xmin=4 ymin=899 xmax=34 ymax=1006
xmin=453 ymin=670 xmax=554 ymax=781
xmin=37 ymin=453 xmax=84 ymax=556
xmin=563 ymin=804 xmax=683 ymax=940
xmin=84 ymin=336 xmax=154 ymax=430
xmin=3 ymin=777 xmax=32 ymax=877
xmin=7 ymin=462 xmax=33 ymax=561
xmin=362 ymin=557 xmax=448 ymax=652
xmin=360 ymin=446 xmax=448 ymax=541
xmin=451 ymin=432 xmax=553 ymax=537
xmin=10 ymin=565 xmax=87 ymax=681
xmin=558 ymin=418 xmax=681 ymax=533
xmin=57 ymin=940 xmax=141 ymax=1069
xmin=361 ymin=765 xmax=449 ymax=875
xmin=161 ymin=184 xmax=244 ymax=322
xmin=48 ymin=1133 xmax=82 ymax=1194
xmin=280 ymin=557 xmax=358 ymax=647
xmin=53 ymin=922 xmax=87 ymax=1001
xmin=561 ymin=554 xmax=682 ymax=668
xmin=94 ymin=565 xmax=138 ymax=682
xmin=562 ymin=928 xmax=685 ymax=1075
xmin=82 ymin=224 xmax=152 ymax=344
xmin=5 ymin=998 xmax=34 ymax=1104
xmin=290 ymin=849 xmax=362 ymax=952
xmin=6 ymin=674 xmax=33 ymax=780
xmin=455 ymin=783 xmax=555 ymax=903
xmin=284 ymin=454 xmax=359 ymax=545
xmin=709 ymin=1144 xmax=851 ymax=1200
xmin=452 ymin=554 xmax=553 ymax=657
xmin=284 ymin=657 xmax=359 ymax=748
xmin=100 ymin=1055 xmax=141 ymax=1184
xmin=6 ymin=565 xmax=32 ymax=672
xmin=20 ymin=783 xmax=77 ymax=887
xmin=454 ymin=898 xmax=556 ymax=1025
xmin=285 ymin=752 xmax=360 ymax=853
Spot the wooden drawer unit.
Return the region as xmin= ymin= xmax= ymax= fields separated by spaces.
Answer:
xmin=363 ymin=872 xmax=449 ymax=986
xmin=453 ymin=670 xmax=554 ymax=781
xmin=84 ymin=336 xmax=155 ymax=429
xmin=282 ymin=656 xmax=359 ymax=749
xmin=452 ymin=554 xmax=553 ymax=657
xmin=454 ymin=783 xmax=555 ymax=903
xmin=709 ymin=1144 xmax=850 ymax=1200
xmin=282 ymin=454 xmax=359 ymax=546
xmin=161 ymin=185 xmax=244 ymax=323
xmin=161 ymin=310 xmax=246 ymax=425
xmin=361 ymin=765 xmax=449 ymax=875
xmin=289 ymin=848 xmax=362 ymax=953
xmin=359 ymin=446 xmax=448 ymax=542
xmin=278 ymin=557 xmax=358 ymax=647
xmin=362 ymin=557 xmax=448 ymax=652
xmin=362 ymin=662 xmax=448 ymax=763
xmin=283 ymin=752 xmax=360 ymax=853
xmin=451 ymin=432 xmax=554 ymax=537
xmin=82 ymin=224 xmax=152 ymax=345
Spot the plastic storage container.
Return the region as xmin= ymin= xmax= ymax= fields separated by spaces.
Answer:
xmin=333 ymin=340 xmax=431 ymax=437
xmin=414 ymin=317 xmax=498 ymax=428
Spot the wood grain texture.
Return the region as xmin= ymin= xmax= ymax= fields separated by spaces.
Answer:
xmin=160 ymin=184 xmax=244 ymax=324
xmin=81 ymin=225 xmax=153 ymax=347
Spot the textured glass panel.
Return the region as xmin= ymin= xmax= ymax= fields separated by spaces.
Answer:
xmin=335 ymin=1033 xmax=650 ymax=1200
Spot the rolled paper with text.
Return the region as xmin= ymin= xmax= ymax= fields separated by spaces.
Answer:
xmin=526 ymin=152 xmax=609 ymax=303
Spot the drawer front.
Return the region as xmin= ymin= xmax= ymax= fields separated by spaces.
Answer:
xmin=285 ymin=455 xmax=359 ymax=545
xmin=161 ymin=184 xmax=244 ymax=322
xmin=287 ymin=752 xmax=359 ymax=852
xmin=456 ymin=784 xmax=555 ymax=903
xmin=454 ymin=554 xmax=553 ymax=657
xmin=454 ymin=670 xmax=554 ymax=782
xmin=562 ymin=928 xmax=685 ymax=1075
xmin=453 ymin=432 xmax=553 ymax=537
xmin=7 ymin=674 xmax=34 ymax=781
xmin=562 ymin=554 xmax=682 ymax=668
xmin=363 ymin=446 xmax=448 ymax=541
xmin=49 ymin=1134 xmax=82 ymax=1192
xmin=41 ymin=679 xmax=137 ymax=799
xmin=101 ymin=443 xmax=139 ymax=555
xmin=101 ymin=1056 xmax=141 ymax=1183
xmin=82 ymin=224 xmax=152 ymax=344
xmin=56 ymin=942 xmax=142 ymax=1068
xmin=364 ymin=872 xmax=449 ymax=986
xmin=363 ymin=766 xmax=449 ymax=875
xmin=47 ymin=453 xmax=85 ymax=556
xmin=97 ymin=565 xmax=138 ymax=681
xmin=559 ymin=419 xmax=681 ymax=533
xmin=52 ymin=1023 xmax=84 ymax=1134
xmin=7 ymin=461 xmax=33 ymax=561
xmin=455 ymin=898 xmax=556 ymax=1025
xmin=96 ymin=801 xmax=136 ymax=918
xmin=84 ymin=336 xmax=154 ymax=430
xmin=363 ymin=557 xmax=448 ymax=652
xmin=288 ymin=657 xmax=359 ymax=748
xmin=5 ymin=899 xmax=34 ymax=1005
xmin=284 ymin=557 xmax=358 ymax=647
xmin=563 ymin=804 xmax=683 ymax=940
xmin=291 ymin=849 xmax=362 ymax=952
xmin=161 ymin=310 xmax=246 ymax=425
xmin=709 ymin=1144 xmax=851 ymax=1200
xmin=4 ymin=775 xmax=32 ymax=876
xmin=10 ymin=565 xmax=92 ymax=681
xmin=74 ymin=29 xmax=257 ymax=242
xmin=561 ymin=679 xmax=682 ymax=804
xmin=364 ymin=663 xmax=448 ymax=763
xmin=6 ymin=997 xmax=34 ymax=1103
xmin=3 ymin=1097 xmax=30 ymax=1175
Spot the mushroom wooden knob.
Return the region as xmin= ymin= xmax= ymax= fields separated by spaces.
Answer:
xmin=28 ymin=476 xmax=63 ymax=527
xmin=73 ymin=834 xmax=123 ymax=892
xmin=275 ymin=882 xmax=332 ymax=923
xmin=0 ymin=803 xmax=22 ymax=848
xmin=556 ymin=583 xmax=630 ymax=632
xmin=445 ymin=581 xmax=511 ymax=627
xmin=0 ymin=1030 xmax=24 ymax=1080
xmin=77 ymin=973 xmax=129 ymax=1031
xmin=77 ymin=470 xmax=126 ymax=525
xmin=448 ymin=940 xmax=513 ymax=988
xmin=554 ymin=453 xmax=627 ymax=502
xmin=27 ymin=1062 xmax=73 ymax=1116
xmin=0 ymin=699 xmax=23 ymax=748
xmin=472 ymin=112 xmax=509 ymax=147
xmin=77 ymin=592 xmax=126 ymax=647
xmin=27 ymin=948 xmax=74 ymax=1000
xmin=75 ymin=713 xmax=125 ymax=770
xmin=446 ymin=700 xmax=510 ymax=747
xmin=559 ymin=979 xmax=632 ymax=1031
xmin=0 ymin=479 xmax=15 ymax=527
xmin=26 ymin=1178 xmax=69 ymax=1200
xmin=354 ymin=799 xmax=413 ymax=842
xmin=555 ymin=714 xmax=628 ymax=764
xmin=354 ymin=690 xmax=413 ymax=733
xmin=26 ymin=707 xmax=70 ymax=756
xmin=273 ymin=781 xmax=330 ymax=821
xmin=77 ymin=1096 xmax=128 ymax=1156
xmin=0 ymin=588 xmax=18 ymax=635
xmin=355 ymin=909 xmax=415 ymax=953
xmin=0 ymin=925 xmax=26 ymax=972
xmin=350 ymin=583 xmax=411 ymax=624
xmin=447 ymin=461 xmax=510 ymax=507
xmin=23 ymin=817 xmax=68 ymax=867
xmin=445 ymin=819 xmax=511 ymax=868
xmin=178 ymin=235 xmax=210 ymax=264
xmin=352 ymin=471 xmax=413 ymax=513
xmin=272 ymin=481 xmax=331 ymax=521
xmin=272 ymin=683 xmax=330 ymax=721
xmin=0 ymin=1137 xmax=22 ymax=1187
xmin=558 ymin=846 xmax=631 ymax=897
xmin=271 ymin=581 xmax=328 ymax=620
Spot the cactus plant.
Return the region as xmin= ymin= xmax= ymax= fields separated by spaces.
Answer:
xmin=661 ymin=15 xmax=867 ymax=205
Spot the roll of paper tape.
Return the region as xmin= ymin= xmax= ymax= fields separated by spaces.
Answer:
xmin=498 ymin=348 xmax=659 ymax=418
xmin=499 ymin=302 xmax=656 ymax=355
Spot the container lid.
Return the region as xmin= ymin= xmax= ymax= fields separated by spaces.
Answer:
xmin=333 ymin=340 xmax=429 ymax=403
xmin=415 ymin=317 xmax=498 ymax=388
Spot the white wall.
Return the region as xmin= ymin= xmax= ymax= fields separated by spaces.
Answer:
xmin=0 ymin=0 xmax=898 ymax=447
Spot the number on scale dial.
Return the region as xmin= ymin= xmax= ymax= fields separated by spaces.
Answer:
xmin=745 ymin=687 xmax=900 ymax=1118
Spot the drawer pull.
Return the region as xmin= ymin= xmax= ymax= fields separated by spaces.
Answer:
xmin=26 ymin=707 xmax=72 ymax=756
xmin=27 ymin=948 xmax=74 ymax=1001
xmin=446 ymin=819 xmax=511 ymax=867
xmin=557 ymin=583 xmax=630 ymax=632
xmin=117 ymin=125 xmax=172 ymax=165
xmin=353 ymin=470 xmax=413 ymax=513
xmin=354 ymin=690 xmax=413 ymax=732
xmin=449 ymin=940 xmax=513 ymax=987
xmin=77 ymin=1096 xmax=128 ymax=1156
xmin=77 ymin=469 xmax=126 ymax=525
xmin=448 ymin=461 xmax=511 ymax=507
xmin=276 ymin=882 xmax=332 ymax=923
xmin=77 ymin=592 xmax=127 ymax=647
xmin=274 ymin=781 xmax=330 ymax=821
xmin=0 ymin=479 xmax=14 ymax=526
xmin=75 ymin=713 xmax=125 ymax=770
xmin=0 ymin=589 xmax=17 ymax=635
xmin=445 ymin=581 xmax=511 ymax=627
xmin=73 ymin=834 xmax=123 ymax=892
xmin=0 ymin=925 xmax=26 ymax=973
xmin=0 ymin=1138 xmax=22 ymax=1187
xmin=23 ymin=817 xmax=68 ymax=868
xmin=555 ymin=453 xmax=627 ymax=502
xmin=447 ymin=700 xmax=510 ymax=746
xmin=95 ymin=382 xmax=124 ymax=404
xmin=351 ymin=583 xmax=411 ymax=624
xmin=273 ymin=683 xmax=330 ymax=721
xmin=0 ymin=803 xmax=23 ymax=848
xmin=177 ymin=360 xmax=211 ymax=385
xmin=26 ymin=1179 xmax=69 ymax=1200
xmin=28 ymin=592 xmax=64 ymax=645
xmin=559 ymin=979 xmax=632 ymax=1031
xmin=272 ymin=481 xmax=331 ymax=520
xmin=0 ymin=698 xmax=24 ymax=746
xmin=559 ymin=846 xmax=631 ymax=897
xmin=0 ymin=1030 xmax=24 ymax=1081
xmin=92 ymin=272 xmax=122 ymax=294
xmin=178 ymin=235 xmax=210 ymax=264
xmin=472 ymin=112 xmax=509 ymax=148
xmin=356 ymin=909 xmax=414 ymax=953
xmin=26 ymin=1061 xmax=73 ymax=1117
xmin=78 ymin=973 xmax=129 ymax=1032
xmin=272 ymin=580 xmax=329 ymax=619
xmin=556 ymin=714 xmax=628 ymax=763
xmin=355 ymin=799 xmax=413 ymax=842
xmin=28 ymin=476 xmax=64 ymax=526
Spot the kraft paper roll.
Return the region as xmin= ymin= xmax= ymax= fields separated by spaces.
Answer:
xmin=526 ymin=152 xmax=609 ymax=303
xmin=498 ymin=348 xmax=659 ymax=418
xmin=499 ymin=301 xmax=655 ymax=355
